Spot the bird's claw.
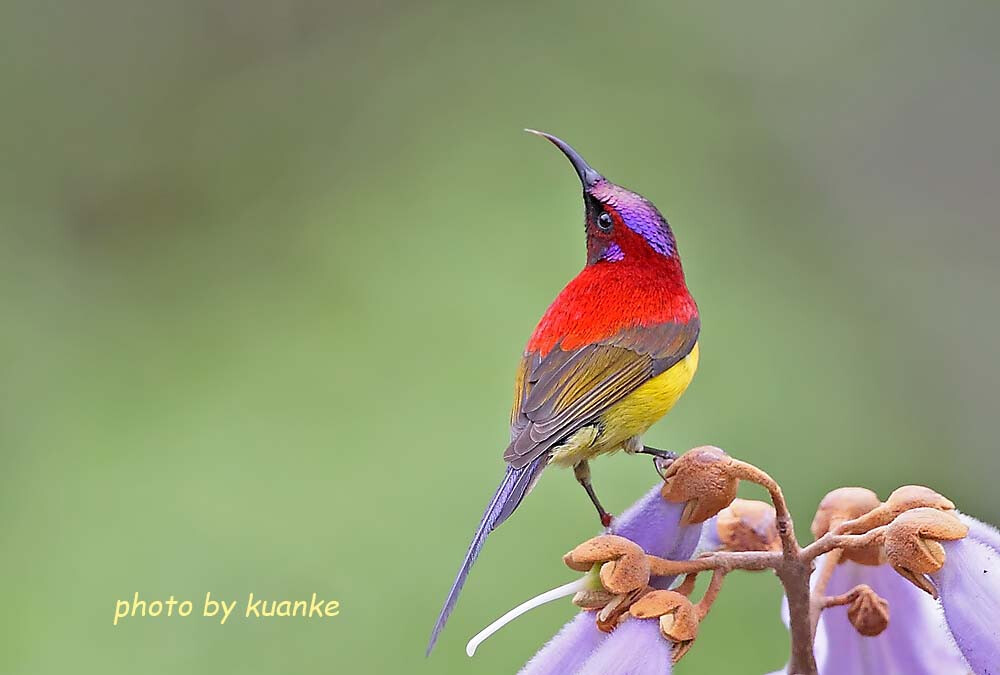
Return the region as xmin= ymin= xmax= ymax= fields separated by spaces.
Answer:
xmin=654 ymin=456 xmax=675 ymax=479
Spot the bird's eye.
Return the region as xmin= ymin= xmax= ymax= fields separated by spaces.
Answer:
xmin=597 ymin=212 xmax=613 ymax=232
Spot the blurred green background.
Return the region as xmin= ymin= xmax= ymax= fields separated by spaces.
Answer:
xmin=3 ymin=1 xmax=999 ymax=673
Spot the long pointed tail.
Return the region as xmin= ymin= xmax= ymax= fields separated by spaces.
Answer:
xmin=426 ymin=455 xmax=548 ymax=655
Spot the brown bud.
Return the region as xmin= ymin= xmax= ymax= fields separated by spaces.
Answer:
xmin=884 ymin=485 xmax=955 ymax=514
xmin=661 ymin=446 xmax=739 ymax=525
xmin=629 ymin=590 xmax=700 ymax=662
xmin=716 ymin=499 xmax=780 ymax=552
xmin=564 ymin=535 xmax=651 ymax=594
xmin=811 ymin=487 xmax=884 ymax=565
xmin=835 ymin=485 xmax=956 ymax=536
xmin=812 ymin=488 xmax=881 ymax=538
xmin=846 ymin=586 xmax=890 ymax=637
xmin=884 ymin=507 xmax=969 ymax=596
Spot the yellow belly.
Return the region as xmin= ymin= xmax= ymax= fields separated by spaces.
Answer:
xmin=550 ymin=342 xmax=700 ymax=466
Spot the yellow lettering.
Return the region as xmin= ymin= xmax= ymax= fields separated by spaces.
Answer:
xmin=113 ymin=600 xmax=129 ymax=626
xmin=203 ymin=592 xmax=219 ymax=618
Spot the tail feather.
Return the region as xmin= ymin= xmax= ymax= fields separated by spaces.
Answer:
xmin=426 ymin=456 xmax=547 ymax=655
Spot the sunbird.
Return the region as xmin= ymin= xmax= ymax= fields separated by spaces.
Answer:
xmin=427 ymin=130 xmax=700 ymax=654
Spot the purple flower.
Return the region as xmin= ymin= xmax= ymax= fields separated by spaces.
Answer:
xmin=519 ymin=484 xmax=702 ymax=673
xmin=696 ymin=514 xmax=722 ymax=553
xmin=519 ymin=612 xmax=609 ymax=675
xmin=575 ymin=618 xmax=673 ymax=675
xmin=815 ymin=558 xmax=969 ymax=674
xmin=464 ymin=484 xmax=703 ymax=673
xmin=961 ymin=512 xmax=1000 ymax=551
xmin=931 ymin=515 xmax=1000 ymax=675
xmin=767 ymin=556 xmax=969 ymax=674
xmin=610 ymin=483 xmax=706 ymax=582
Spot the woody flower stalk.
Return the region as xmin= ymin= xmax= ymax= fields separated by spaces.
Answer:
xmin=462 ymin=446 xmax=1000 ymax=675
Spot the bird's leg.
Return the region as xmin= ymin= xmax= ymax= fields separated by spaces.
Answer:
xmin=573 ymin=460 xmax=613 ymax=528
xmin=636 ymin=445 xmax=678 ymax=461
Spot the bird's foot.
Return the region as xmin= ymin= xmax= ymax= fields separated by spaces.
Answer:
xmin=637 ymin=446 xmax=678 ymax=479
xmin=653 ymin=456 xmax=672 ymax=479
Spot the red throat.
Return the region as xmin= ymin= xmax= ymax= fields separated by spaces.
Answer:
xmin=526 ymin=257 xmax=697 ymax=357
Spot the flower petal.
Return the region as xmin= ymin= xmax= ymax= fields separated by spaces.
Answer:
xmin=960 ymin=512 xmax=1000 ymax=553
xmin=609 ymin=484 xmax=704 ymax=590
xmin=815 ymin=559 xmax=969 ymax=674
xmin=576 ymin=618 xmax=672 ymax=675
xmin=611 ymin=484 xmax=704 ymax=558
xmin=520 ymin=485 xmax=703 ymax=673
xmin=696 ymin=515 xmax=722 ymax=553
xmin=933 ymin=528 xmax=1000 ymax=675
xmin=519 ymin=612 xmax=607 ymax=675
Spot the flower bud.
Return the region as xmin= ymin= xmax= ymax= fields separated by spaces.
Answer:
xmin=885 ymin=485 xmax=955 ymax=512
xmin=629 ymin=590 xmax=700 ymax=662
xmin=846 ymin=586 xmax=890 ymax=637
xmin=564 ymin=535 xmax=651 ymax=595
xmin=884 ymin=507 xmax=968 ymax=596
xmin=811 ymin=487 xmax=884 ymax=565
xmin=715 ymin=498 xmax=780 ymax=552
xmin=661 ymin=446 xmax=739 ymax=526
xmin=812 ymin=487 xmax=881 ymax=537
xmin=520 ymin=484 xmax=704 ymax=675
xmin=834 ymin=485 xmax=956 ymax=536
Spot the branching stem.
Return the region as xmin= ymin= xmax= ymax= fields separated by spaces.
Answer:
xmin=649 ymin=462 xmax=889 ymax=675
xmin=800 ymin=528 xmax=885 ymax=562
xmin=576 ymin=458 xmax=905 ymax=674
xmin=729 ymin=460 xmax=799 ymax=561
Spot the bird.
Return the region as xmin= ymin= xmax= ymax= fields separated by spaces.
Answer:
xmin=427 ymin=130 xmax=700 ymax=655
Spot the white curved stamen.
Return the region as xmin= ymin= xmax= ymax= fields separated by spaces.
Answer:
xmin=466 ymin=578 xmax=587 ymax=657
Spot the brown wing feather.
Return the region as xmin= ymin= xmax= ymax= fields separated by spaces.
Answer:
xmin=504 ymin=319 xmax=699 ymax=469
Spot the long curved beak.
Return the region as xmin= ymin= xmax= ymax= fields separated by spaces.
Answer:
xmin=525 ymin=129 xmax=603 ymax=188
